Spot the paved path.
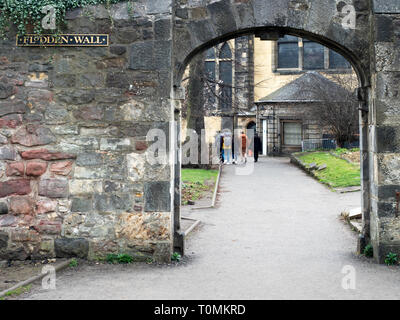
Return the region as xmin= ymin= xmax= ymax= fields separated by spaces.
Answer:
xmin=24 ymin=158 xmax=400 ymax=300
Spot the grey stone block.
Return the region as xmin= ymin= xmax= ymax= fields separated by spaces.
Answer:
xmin=0 ymin=231 xmax=8 ymax=249
xmin=373 ymin=0 xmax=400 ymax=13
xmin=71 ymin=197 xmax=92 ymax=213
xmin=55 ymin=238 xmax=89 ymax=258
xmin=130 ymin=41 xmax=154 ymax=70
xmin=144 ymin=181 xmax=171 ymax=212
xmin=0 ymin=202 xmax=8 ymax=215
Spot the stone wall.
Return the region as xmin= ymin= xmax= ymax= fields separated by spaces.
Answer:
xmin=369 ymin=0 xmax=400 ymax=262
xmin=0 ymin=1 xmax=174 ymax=262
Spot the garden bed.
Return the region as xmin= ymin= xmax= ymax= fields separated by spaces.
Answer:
xmin=181 ymin=168 xmax=219 ymax=206
xmin=291 ymin=151 xmax=361 ymax=189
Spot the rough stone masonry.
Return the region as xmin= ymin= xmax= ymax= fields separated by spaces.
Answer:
xmin=0 ymin=0 xmax=398 ymax=263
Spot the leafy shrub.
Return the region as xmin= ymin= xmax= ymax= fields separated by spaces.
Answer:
xmin=171 ymin=252 xmax=181 ymax=262
xmin=363 ymin=244 xmax=373 ymax=258
xmin=0 ymin=0 xmax=125 ymax=37
xmin=69 ymin=258 xmax=78 ymax=267
xmin=106 ymin=253 xmax=133 ymax=264
xmin=385 ymin=252 xmax=398 ymax=266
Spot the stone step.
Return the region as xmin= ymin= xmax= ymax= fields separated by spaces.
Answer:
xmin=350 ymin=220 xmax=362 ymax=233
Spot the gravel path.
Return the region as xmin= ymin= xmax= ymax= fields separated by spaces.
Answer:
xmin=23 ymin=157 xmax=400 ymax=300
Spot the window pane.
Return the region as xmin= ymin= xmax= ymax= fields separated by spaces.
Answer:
xmin=219 ymin=43 xmax=232 ymax=59
xmin=204 ymin=61 xmax=216 ymax=104
xmin=219 ymin=61 xmax=232 ymax=110
xmin=283 ymin=122 xmax=302 ymax=145
xmin=304 ymin=42 xmax=324 ymax=70
xmin=329 ymin=50 xmax=351 ymax=69
xmin=278 ymin=43 xmax=299 ymax=68
xmin=205 ymin=61 xmax=215 ymax=80
xmin=205 ymin=47 xmax=215 ymax=59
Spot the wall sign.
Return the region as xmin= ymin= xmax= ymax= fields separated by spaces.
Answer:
xmin=16 ymin=34 xmax=109 ymax=47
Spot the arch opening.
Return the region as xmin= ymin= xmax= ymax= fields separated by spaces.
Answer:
xmin=173 ymin=28 xmax=370 ymax=261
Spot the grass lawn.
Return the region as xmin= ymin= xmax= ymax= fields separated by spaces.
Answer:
xmin=181 ymin=168 xmax=219 ymax=205
xmin=296 ymin=151 xmax=360 ymax=188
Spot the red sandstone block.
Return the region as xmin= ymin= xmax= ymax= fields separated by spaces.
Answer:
xmin=26 ymin=161 xmax=48 ymax=176
xmin=33 ymin=220 xmax=61 ymax=235
xmin=10 ymin=196 xmax=35 ymax=215
xmin=20 ymin=148 xmax=76 ymax=161
xmin=50 ymin=161 xmax=73 ymax=176
xmin=0 ymin=179 xmax=31 ymax=198
xmin=135 ymin=140 xmax=148 ymax=151
xmin=36 ymin=200 xmax=58 ymax=214
xmin=6 ymin=162 xmax=24 ymax=177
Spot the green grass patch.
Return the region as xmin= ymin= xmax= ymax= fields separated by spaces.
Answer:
xmin=332 ymin=147 xmax=360 ymax=156
xmin=2 ymin=284 xmax=32 ymax=299
xmin=181 ymin=169 xmax=218 ymax=205
xmin=296 ymin=151 xmax=360 ymax=188
xmin=106 ymin=253 xmax=134 ymax=264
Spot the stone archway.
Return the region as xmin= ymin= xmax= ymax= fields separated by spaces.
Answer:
xmin=171 ymin=0 xmax=395 ymax=262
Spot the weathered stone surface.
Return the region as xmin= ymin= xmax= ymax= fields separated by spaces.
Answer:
xmin=94 ymin=193 xmax=133 ymax=212
xmin=100 ymin=138 xmax=132 ymax=151
xmin=74 ymin=106 xmax=104 ymax=121
xmin=0 ymin=179 xmax=31 ymax=198
xmin=11 ymin=125 xmax=56 ymax=147
xmin=115 ymin=212 xmax=170 ymax=241
xmin=10 ymin=229 xmax=40 ymax=243
xmin=54 ymin=238 xmax=89 ymax=258
xmin=20 ymin=148 xmax=76 ymax=161
xmin=44 ymin=104 xmax=71 ymax=124
xmin=0 ymin=114 xmax=23 ymax=128
xmin=58 ymin=90 xmax=95 ymax=105
xmin=69 ymin=179 xmax=103 ymax=195
xmin=10 ymin=196 xmax=35 ymax=215
xmin=0 ymin=202 xmax=8 ymax=215
xmin=37 ymin=239 xmax=55 ymax=258
xmin=71 ymin=197 xmax=92 ymax=213
xmin=0 ymin=100 xmax=27 ymax=117
xmin=0 ymin=76 xmax=16 ymax=99
xmin=0 ymin=145 xmax=17 ymax=160
xmin=0 ymin=134 xmax=7 ymax=144
xmin=154 ymin=242 xmax=172 ymax=263
xmin=50 ymin=161 xmax=73 ymax=176
xmin=26 ymin=161 xmax=48 ymax=176
xmin=39 ymin=179 xmax=69 ymax=198
xmin=110 ymin=45 xmax=127 ymax=55
xmin=74 ymin=167 xmax=106 ymax=179
xmin=144 ymin=181 xmax=171 ymax=212
xmin=6 ymin=162 xmax=24 ymax=177
xmin=76 ymin=153 xmax=103 ymax=166
xmin=0 ymin=214 xmax=16 ymax=227
xmin=373 ymin=0 xmax=400 ymax=13
xmin=36 ymin=200 xmax=58 ymax=214
xmin=135 ymin=140 xmax=148 ymax=151
xmin=33 ymin=220 xmax=62 ymax=235
xmin=0 ymin=231 xmax=8 ymax=249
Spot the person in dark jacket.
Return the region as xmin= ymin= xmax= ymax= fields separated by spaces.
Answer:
xmin=254 ymin=132 xmax=262 ymax=162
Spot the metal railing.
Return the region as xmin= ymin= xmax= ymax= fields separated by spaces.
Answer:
xmin=301 ymin=138 xmax=337 ymax=152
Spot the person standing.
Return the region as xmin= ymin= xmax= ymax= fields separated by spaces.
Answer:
xmin=254 ymin=132 xmax=262 ymax=163
xmin=240 ymin=131 xmax=248 ymax=163
xmin=216 ymin=131 xmax=224 ymax=163
xmin=223 ymin=131 xmax=232 ymax=164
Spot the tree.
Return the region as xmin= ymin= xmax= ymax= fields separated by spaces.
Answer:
xmin=182 ymin=51 xmax=208 ymax=168
xmin=297 ymin=72 xmax=359 ymax=148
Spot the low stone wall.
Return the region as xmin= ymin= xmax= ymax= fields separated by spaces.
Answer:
xmin=289 ymin=153 xmax=330 ymax=188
